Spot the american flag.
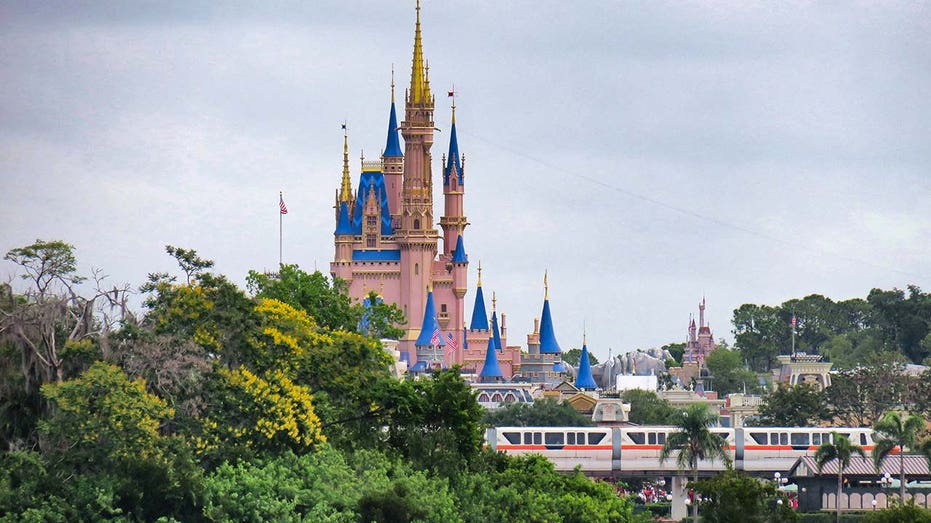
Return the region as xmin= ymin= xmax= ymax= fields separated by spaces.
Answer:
xmin=445 ymin=331 xmax=458 ymax=351
xmin=791 ymin=315 xmax=797 ymax=328
xmin=279 ymin=194 xmax=288 ymax=215
xmin=430 ymin=327 xmax=441 ymax=346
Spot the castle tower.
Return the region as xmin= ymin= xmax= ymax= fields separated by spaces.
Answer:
xmin=333 ymin=129 xmax=355 ymax=264
xmin=414 ymin=286 xmax=444 ymax=367
xmin=397 ymin=0 xmax=438 ymax=345
xmin=440 ymin=95 xmax=468 ymax=257
xmin=383 ymin=70 xmax=404 ymax=228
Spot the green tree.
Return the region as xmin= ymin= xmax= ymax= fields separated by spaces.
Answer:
xmin=815 ymin=432 xmax=866 ymax=523
xmin=482 ymin=398 xmax=594 ymax=427
xmin=385 ymin=369 xmax=484 ymax=478
xmin=862 ymin=500 xmax=931 ymax=523
xmin=662 ymin=342 xmax=686 ymax=365
xmin=357 ymin=291 xmax=406 ymax=340
xmin=658 ymin=403 xmax=731 ymax=523
xmin=690 ymin=469 xmax=796 ymax=523
xmin=824 ymin=354 xmax=911 ymax=427
xmin=732 ymin=304 xmax=788 ymax=372
xmin=164 ymin=245 xmax=214 ymax=285
xmin=871 ymin=411 xmax=925 ymax=501
xmin=246 ymin=265 xmax=357 ymax=332
xmin=867 ymin=286 xmax=931 ymax=364
xmin=621 ymin=389 xmax=678 ymax=425
xmin=563 ymin=348 xmax=599 ymax=367
xmin=756 ymin=383 xmax=829 ymax=427
xmin=705 ymin=347 xmax=761 ymax=395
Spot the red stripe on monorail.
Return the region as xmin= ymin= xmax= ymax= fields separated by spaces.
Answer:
xmin=498 ymin=445 xmax=612 ymax=451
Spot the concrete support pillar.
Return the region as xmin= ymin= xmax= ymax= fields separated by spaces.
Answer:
xmin=671 ymin=475 xmax=688 ymax=521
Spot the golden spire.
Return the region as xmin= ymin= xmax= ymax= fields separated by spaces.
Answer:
xmin=409 ymin=0 xmax=427 ymax=104
xmin=339 ymin=121 xmax=352 ymax=203
xmin=477 ymin=260 xmax=482 ymax=286
xmin=544 ymin=271 xmax=549 ymax=300
xmin=492 ymin=291 xmax=497 ymax=311
xmin=391 ymin=64 xmax=396 ymax=104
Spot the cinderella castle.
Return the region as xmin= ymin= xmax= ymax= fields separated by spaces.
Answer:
xmin=328 ymin=1 xmax=575 ymax=385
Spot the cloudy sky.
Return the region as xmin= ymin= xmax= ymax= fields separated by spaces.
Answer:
xmin=2 ymin=1 xmax=929 ymax=361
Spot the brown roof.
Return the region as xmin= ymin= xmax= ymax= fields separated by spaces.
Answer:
xmin=791 ymin=455 xmax=931 ymax=478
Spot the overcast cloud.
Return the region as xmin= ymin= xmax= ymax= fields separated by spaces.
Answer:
xmin=2 ymin=1 xmax=930 ymax=361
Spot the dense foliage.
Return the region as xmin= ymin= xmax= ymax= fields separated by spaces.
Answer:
xmin=0 ymin=240 xmax=641 ymax=522
xmin=482 ymin=398 xmax=595 ymax=427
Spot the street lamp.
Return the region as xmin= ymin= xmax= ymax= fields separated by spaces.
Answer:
xmin=774 ymin=472 xmax=788 ymax=488
xmin=872 ymin=499 xmax=877 ymax=511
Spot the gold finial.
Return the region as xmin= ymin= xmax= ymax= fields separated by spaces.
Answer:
xmin=477 ymin=260 xmax=482 ymax=286
xmin=391 ymin=64 xmax=396 ymax=103
xmin=409 ymin=0 xmax=426 ymax=104
xmin=427 ymin=281 xmax=432 ymax=293
xmin=492 ymin=291 xmax=497 ymax=311
xmin=339 ymin=121 xmax=352 ymax=203
xmin=583 ymin=321 xmax=587 ymax=346
xmin=544 ymin=270 xmax=549 ymax=300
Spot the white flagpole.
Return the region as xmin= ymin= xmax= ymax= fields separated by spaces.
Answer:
xmin=279 ymin=191 xmax=283 ymax=267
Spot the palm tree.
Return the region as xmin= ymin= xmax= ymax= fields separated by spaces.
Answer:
xmin=871 ymin=411 xmax=924 ymax=501
xmin=815 ymin=431 xmax=865 ymax=523
xmin=659 ymin=403 xmax=731 ymax=523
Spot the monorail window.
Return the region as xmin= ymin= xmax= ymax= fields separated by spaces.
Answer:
xmin=658 ymin=433 xmax=666 ymax=444
xmin=770 ymin=433 xmax=778 ymax=445
xmin=750 ymin=432 xmax=768 ymax=445
xmin=577 ymin=432 xmax=585 ymax=443
xmin=628 ymin=432 xmax=645 ymax=445
xmin=648 ymin=433 xmax=657 ymax=445
xmin=533 ymin=432 xmax=542 ymax=445
xmin=589 ymin=432 xmax=606 ymax=445
xmin=791 ymin=433 xmax=809 ymax=446
xmin=860 ymin=433 xmax=868 ymax=446
xmin=545 ymin=433 xmax=564 ymax=445
xmin=568 ymin=433 xmax=576 ymax=445
xmin=812 ymin=433 xmax=821 ymax=445
xmin=780 ymin=433 xmax=788 ymax=446
xmin=503 ymin=432 xmax=521 ymax=445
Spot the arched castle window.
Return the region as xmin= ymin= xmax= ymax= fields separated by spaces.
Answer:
xmin=415 ymin=263 xmax=419 ymax=275
xmin=414 ymin=218 xmax=420 ymax=230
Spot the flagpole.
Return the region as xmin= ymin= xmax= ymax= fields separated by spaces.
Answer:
xmin=279 ymin=191 xmax=283 ymax=267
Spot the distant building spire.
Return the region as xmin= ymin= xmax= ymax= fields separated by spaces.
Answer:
xmin=384 ymin=71 xmax=403 ymax=158
xmin=479 ymin=333 xmax=503 ymax=381
xmin=339 ymin=122 xmax=352 ymax=202
xmin=470 ymin=263 xmax=489 ymax=331
xmin=575 ymin=341 xmax=596 ymax=390
xmin=538 ymin=275 xmax=561 ymax=355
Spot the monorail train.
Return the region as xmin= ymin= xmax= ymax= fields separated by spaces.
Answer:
xmin=484 ymin=426 xmax=876 ymax=474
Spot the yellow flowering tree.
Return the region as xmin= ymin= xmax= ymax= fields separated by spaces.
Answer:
xmin=39 ymin=361 xmax=174 ymax=467
xmin=198 ymin=366 xmax=325 ymax=458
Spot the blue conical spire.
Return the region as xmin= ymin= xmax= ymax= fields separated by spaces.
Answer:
xmin=451 ymin=234 xmax=468 ymax=263
xmin=538 ymin=274 xmax=561 ymax=354
xmin=334 ymin=201 xmax=353 ymax=235
xmin=415 ymin=288 xmax=445 ymax=347
xmin=469 ymin=263 xmax=489 ymax=330
xmin=479 ymin=334 xmax=503 ymax=380
xmin=384 ymin=75 xmax=403 ymax=158
xmin=443 ymin=107 xmax=462 ymax=185
xmin=575 ymin=342 xmax=596 ymax=390
xmin=491 ymin=310 xmax=503 ymax=351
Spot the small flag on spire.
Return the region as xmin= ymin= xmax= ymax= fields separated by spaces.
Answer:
xmin=445 ymin=331 xmax=458 ymax=351
xmin=279 ymin=193 xmax=288 ymax=215
xmin=448 ymin=90 xmax=454 ymax=97
xmin=791 ymin=315 xmax=797 ymax=329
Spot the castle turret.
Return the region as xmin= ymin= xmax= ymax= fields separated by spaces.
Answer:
xmin=440 ymin=95 xmax=468 ymax=257
xmin=414 ymin=286 xmax=445 ymax=366
xmin=333 ymin=130 xmax=355 ymax=269
xmin=575 ymin=336 xmax=596 ymax=390
xmin=383 ymin=70 xmax=404 ymax=228
xmin=538 ymin=273 xmax=561 ymax=355
xmin=479 ymin=333 xmax=503 ymax=382
xmin=469 ymin=262 xmax=489 ymax=330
